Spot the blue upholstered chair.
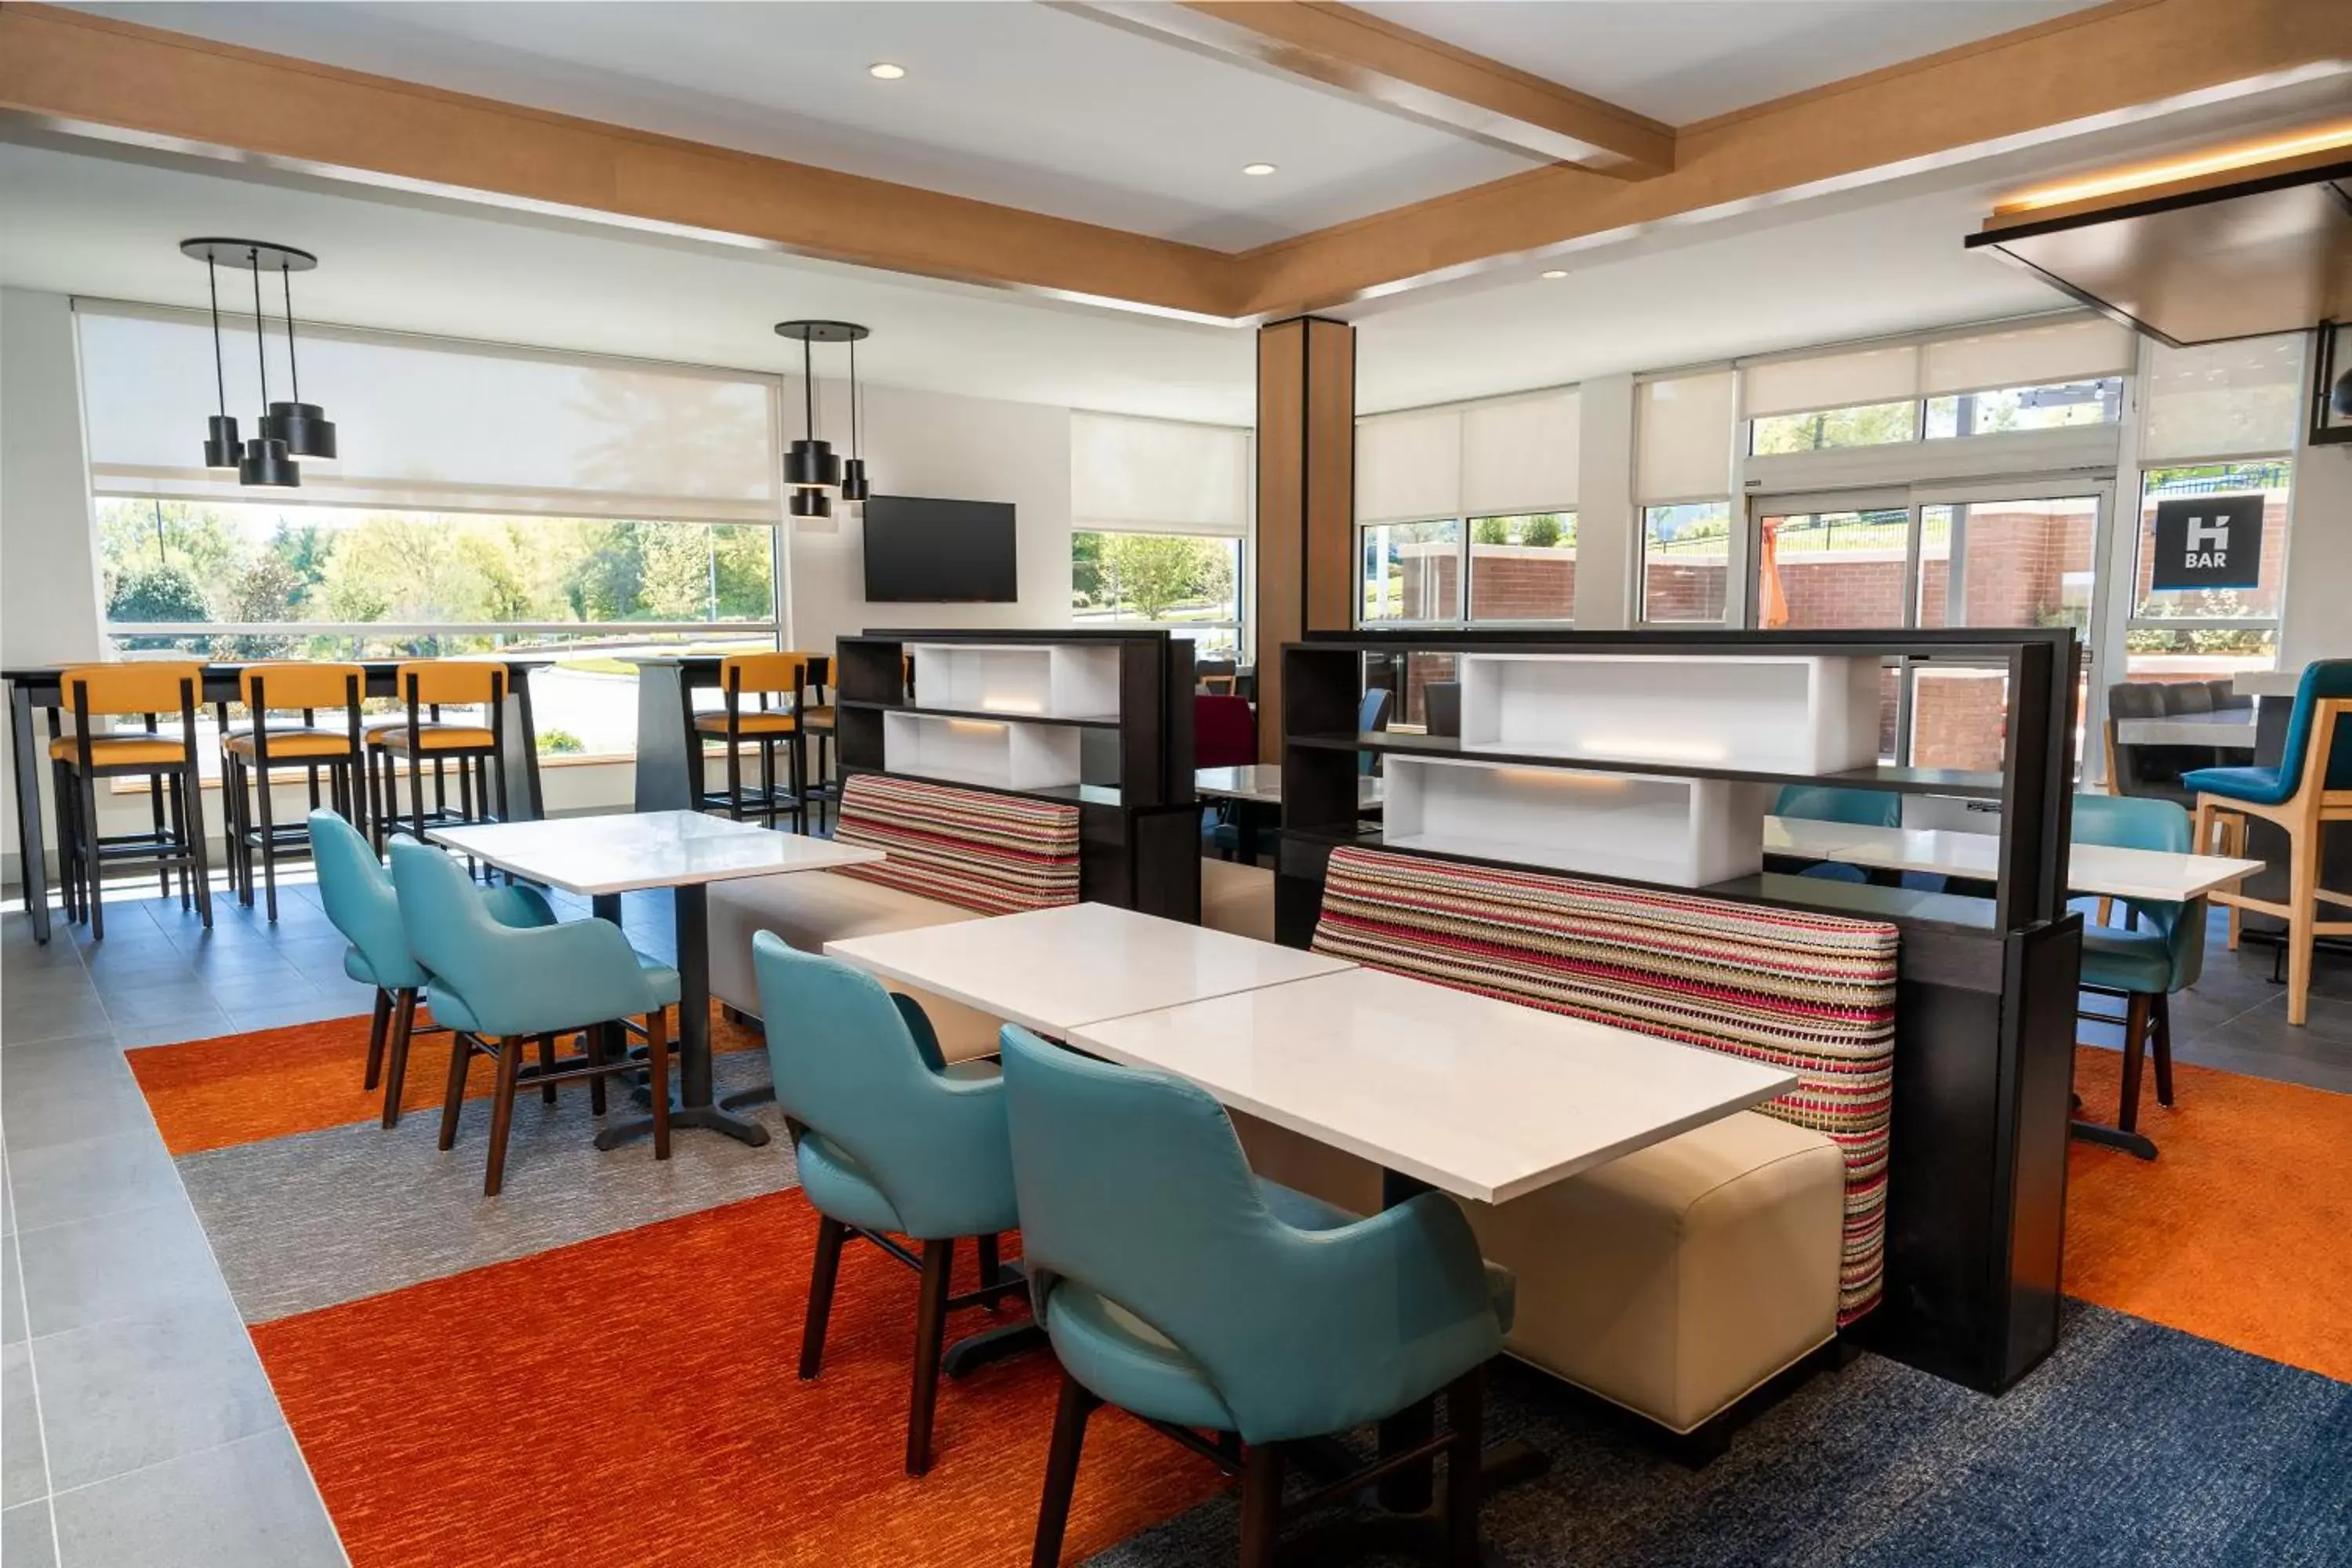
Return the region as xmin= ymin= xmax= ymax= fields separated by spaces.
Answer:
xmin=1000 ymin=1025 xmax=1510 ymax=1568
xmin=2074 ymin=794 xmax=2206 ymax=1153
xmin=1773 ymin=785 xmax=1900 ymax=885
xmin=387 ymin=837 xmax=681 ymax=1196
xmin=750 ymin=932 xmax=1023 ymax=1476
xmin=2187 ymin=659 xmax=2352 ymax=1025
xmin=309 ymin=810 xmax=556 ymax=1129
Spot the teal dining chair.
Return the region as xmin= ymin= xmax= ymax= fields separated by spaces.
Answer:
xmin=2186 ymin=659 xmax=2352 ymax=1025
xmin=309 ymin=809 xmax=557 ymax=1128
xmin=750 ymin=932 xmax=1025 ymax=1477
xmin=1000 ymin=1025 xmax=1511 ymax=1568
xmin=1773 ymin=785 xmax=1899 ymax=885
xmin=2073 ymin=793 xmax=2206 ymax=1157
xmin=387 ymin=836 xmax=680 ymax=1196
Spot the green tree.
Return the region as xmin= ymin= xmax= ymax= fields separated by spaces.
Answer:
xmin=1523 ymin=514 xmax=1564 ymax=548
xmin=456 ymin=532 xmax=535 ymax=622
xmin=1472 ymin=517 xmax=1509 ymax=546
xmin=106 ymin=564 xmax=212 ymax=652
xmin=1751 ymin=401 xmax=1917 ymax=456
xmin=268 ymin=520 xmax=333 ymax=593
xmin=1071 ymin=530 xmax=1105 ymax=608
xmin=1099 ymin=534 xmax=1231 ymax=621
xmin=97 ymin=499 xmax=243 ymax=600
xmin=212 ymin=555 xmax=303 ymax=659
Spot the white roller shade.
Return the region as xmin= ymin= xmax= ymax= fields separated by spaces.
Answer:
xmin=1070 ymin=412 xmax=1250 ymax=536
xmin=1635 ymin=371 xmax=1735 ymax=503
xmin=77 ymin=303 xmax=782 ymax=523
xmin=2140 ymin=334 xmax=2308 ymax=461
xmin=1743 ymin=344 xmax=1918 ymax=419
xmin=1356 ymin=406 xmax=1464 ymax=525
xmin=1921 ymin=316 xmax=2134 ymax=397
xmin=1461 ymin=389 xmax=1579 ymax=517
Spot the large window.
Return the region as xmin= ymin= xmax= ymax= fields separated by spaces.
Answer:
xmin=1356 ymin=513 xmax=1577 ymax=626
xmin=1070 ymin=530 xmax=1243 ymax=659
xmin=98 ymin=498 xmax=781 ymax=757
xmin=1641 ymin=502 xmax=1731 ymax=622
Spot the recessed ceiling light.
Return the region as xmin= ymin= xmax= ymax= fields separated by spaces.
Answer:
xmin=869 ymin=61 xmax=906 ymax=80
xmin=1541 ymin=269 xmax=1568 ymax=279
xmin=1243 ymin=162 xmax=1277 ymax=177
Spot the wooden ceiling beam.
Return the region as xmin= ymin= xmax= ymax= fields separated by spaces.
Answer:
xmin=1055 ymin=0 xmax=1674 ymax=176
xmin=0 ymin=2 xmax=1247 ymax=321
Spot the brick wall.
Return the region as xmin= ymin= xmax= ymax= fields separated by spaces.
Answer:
xmin=1396 ymin=545 xmax=1577 ymax=622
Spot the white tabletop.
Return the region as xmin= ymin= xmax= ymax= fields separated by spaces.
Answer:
xmin=1195 ymin=765 xmax=1384 ymax=808
xmin=1067 ymin=967 xmax=1797 ymax=1206
xmin=825 ymin=902 xmax=1356 ymax=1036
xmin=1763 ymin=815 xmax=2260 ymax=902
xmin=2114 ymin=710 xmax=2256 ymax=749
xmin=2233 ymin=670 xmax=2301 ymax=699
xmin=425 ymin=810 xmax=884 ymax=896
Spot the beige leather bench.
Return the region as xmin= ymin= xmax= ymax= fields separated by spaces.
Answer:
xmin=1243 ymin=846 xmax=1897 ymax=1445
xmin=706 ymin=773 xmax=1082 ymax=1062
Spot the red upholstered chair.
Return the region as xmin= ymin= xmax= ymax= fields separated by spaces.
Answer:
xmin=1195 ymin=694 xmax=1257 ymax=769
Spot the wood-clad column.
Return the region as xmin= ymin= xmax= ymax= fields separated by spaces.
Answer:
xmin=1254 ymin=317 xmax=1356 ymax=761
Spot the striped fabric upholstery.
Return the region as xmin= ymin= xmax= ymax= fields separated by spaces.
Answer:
xmin=1311 ymin=846 xmax=1900 ymax=1324
xmin=832 ymin=773 xmax=1080 ymax=916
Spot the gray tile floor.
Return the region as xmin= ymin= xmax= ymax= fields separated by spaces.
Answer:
xmin=1 ymin=871 xmax=2346 ymax=1568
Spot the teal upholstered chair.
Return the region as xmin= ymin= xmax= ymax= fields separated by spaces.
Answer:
xmin=2074 ymin=793 xmax=2206 ymax=1153
xmin=387 ymin=836 xmax=681 ymax=1196
xmin=1000 ymin=1025 xmax=1510 ymax=1568
xmin=2186 ymin=659 xmax=2352 ymax=1025
xmin=750 ymin=932 xmax=1024 ymax=1476
xmin=1773 ymin=785 xmax=1899 ymax=886
xmin=309 ymin=809 xmax=555 ymax=1128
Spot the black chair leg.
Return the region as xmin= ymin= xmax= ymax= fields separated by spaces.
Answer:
xmin=2151 ymin=990 xmax=2176 ymax=1107
xmin=1238 ymin=1440 xmax=1285 ymax=1568
xmin=907 ymin=1237 xmax=955 ymax=1475
xmin=2119 ymin=991 xmax=2151 ymax=1134
xmin=78 ymin=768 xmax=104 ymax=941
xmin=383 ymin=989 xmax=419 ymax=1130
xmin=148 ymin=774 xmax=169 ymax=898
xmin=538 ymin=1032 xmax=557 ymax=1104
xmin=1031 ymin=1372 xmax=1100 ymax=1568
xmin=800 ymin=1216 xmax=847 ymax=1380
xmin=977 ymin=1232 xmax=1002 ymax=1292
xmin=438 ymin=1032 xmax=474 ymax=1151
xmin=1444 ymin=1366 xmax=1486 ymax=1566
xmin=363 ymin=987 xmax=393 ymax=1091
xmin=255 ymin=759 xmax=280 ymax=923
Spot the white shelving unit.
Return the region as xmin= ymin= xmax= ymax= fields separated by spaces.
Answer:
xmin=1382 ymin=757 xmax=1768 ymax=887
xmin=1457 ymin=653 xmax=1881 ymax=775
xmin=906 ymin=641 xmax=1121 ymax=720
xmin=883 ymin=710 xmax=1081 ymax=791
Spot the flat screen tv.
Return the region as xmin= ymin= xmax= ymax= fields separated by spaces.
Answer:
xmin=862 ymin=495 xmax=1018 ymax=603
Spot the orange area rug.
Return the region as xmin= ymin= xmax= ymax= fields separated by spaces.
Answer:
xmin=2065 ymin=1045 xmax=2352 ymax=1384
xmin=251 ymin=1188 xmax=1224 ymax=1568
xmin=128 ymin=1004 xmax=764 ymax=1156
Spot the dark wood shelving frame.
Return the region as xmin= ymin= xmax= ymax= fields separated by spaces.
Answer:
xmin=834 ymin=628 xmax=1200 ymax=921
xmin=1276 ymin=626 xmax=2085 ymax=1398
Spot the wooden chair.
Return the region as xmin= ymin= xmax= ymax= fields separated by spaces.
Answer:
xmin=223 ymin=662 xmax=366 ymax=921
xmin=2190 ymin=661 xmax=2352 ymax=1025
xmin=48 ymin=662 xmax=212 ymax=939
xmin=697 ymin=652 xmax=814 ymax=832
xmin=369 ymin=661 xmax=510 ymax=850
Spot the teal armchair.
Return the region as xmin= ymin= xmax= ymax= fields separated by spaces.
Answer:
xmin=1000 ymin=1025 xmax=1509 ymax=1568
xmin=2074 ymin=793 xmax=2206 ymax=1158
xmin=309 ymin=809 xmax=554 ymax=1128
xmin=387 ymin=837 xmax=681 ymax=1196
xmin=750 ymin=932 xmax=1024 ymax=1476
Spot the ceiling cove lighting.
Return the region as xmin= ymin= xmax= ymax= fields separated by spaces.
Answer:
xmin=775 ymin=319 xmax=873 ymax=520
xmin=1243 ymin=162 xmax=1277 ymax=176
xmin=181 ymin=238 xmax=319 ymax=488
xmin=868 ymin=61 xmax=906 ymax=79
xmin=1992 ymin=120 xmax=2352 ymax=216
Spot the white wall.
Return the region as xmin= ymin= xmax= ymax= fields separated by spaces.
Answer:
xmin=2279 ymin=437 xmax=2352 ymax=671
xmin=1572 ymin=372 xmax=1637 ymax=630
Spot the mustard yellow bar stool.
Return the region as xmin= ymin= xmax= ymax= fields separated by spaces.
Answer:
xmin=48 ymin=661 xmax=212 ymax=939
xmin=223 ymin=662 xmax=366 ymax=921
xmin=2189 ymin=659 xmax=2352 ymax=1025
xmin=696 ymin=652 xmax=811 ymax=833
xmin=369 ymin=661 xmax=511 ymax=849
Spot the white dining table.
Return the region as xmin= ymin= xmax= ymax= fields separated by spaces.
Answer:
xmin=1195 ymin=764 xmax=1385 ymax=808
xmin=427 ymin=810 xmax=884 ymax=1148
xmin=1762 ymin=814 xmax=2261 ymax=902
xmin=825 ymin=901 xmax=1356 ymax=1038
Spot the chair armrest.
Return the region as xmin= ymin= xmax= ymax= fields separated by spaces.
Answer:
xmin=456 ymin=916 xmax=670 ymax=1037
xmin=479 ymin=882 xmax=557 ymax=930
xmin=875 ymin=1054 xmax=1016 ymax=1240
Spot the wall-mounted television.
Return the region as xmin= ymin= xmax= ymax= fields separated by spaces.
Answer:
xmin=862 ymin=495 xmax=1018 ymax=603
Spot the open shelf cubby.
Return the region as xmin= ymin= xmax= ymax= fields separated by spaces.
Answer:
xmin=1381 ymin=756 xmax=1767 ymax=887
xmin=882 ymin=708 xmax=1080 ymax=791
xmin=905 ymin=641 xmax=1121 ymax=722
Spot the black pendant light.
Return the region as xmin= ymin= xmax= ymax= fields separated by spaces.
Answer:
xmin=260 ymin=255 xmax=336 ymax=462
xmin=840 ymin=332 xmax=870 ymax=504
xmin=180 ymin=239 xmax=317 ymax=488
xmin=775 ymin=320 xmax=871 ymax=518
xmin=197 ymin=249 xmax=239 ymax=470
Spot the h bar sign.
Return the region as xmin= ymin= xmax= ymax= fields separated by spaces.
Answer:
xmin=2150 ymin=495 xmax=2264 ymax=592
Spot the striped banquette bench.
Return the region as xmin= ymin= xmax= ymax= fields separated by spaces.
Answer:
xmin=706 ymin=772 xmax=1081 ymax=1062
xmin=1235 ymin=846 xmax=1898 ymax=1446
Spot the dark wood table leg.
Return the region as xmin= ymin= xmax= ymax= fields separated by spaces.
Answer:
xmin=597 ymin=882 xmax=769 ymax=1149
xmin=10 ymin=688 xmax=51 ymax=942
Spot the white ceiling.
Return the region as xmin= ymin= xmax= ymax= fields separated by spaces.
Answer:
xmin=67 ymin=1 xmax=1539 ymax=250
xmin=1358 ymin=1 xmax=2108 ymax=126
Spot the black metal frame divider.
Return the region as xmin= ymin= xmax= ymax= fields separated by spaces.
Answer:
xmin=829 ymin=628 xmax=1201 ymax=922
xmin=1274 ymin=626 xmax=2085 ymax=1398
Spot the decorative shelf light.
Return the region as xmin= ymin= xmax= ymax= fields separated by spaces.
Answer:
xmin=1382 ymin=757 xmax=1768 ymax=887
xmin=883 ymin=709 xmax=1082 ymax=790
xmin=906 ymin=642 xmax=1120 ymax=720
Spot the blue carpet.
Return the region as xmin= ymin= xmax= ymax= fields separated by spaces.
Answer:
xmin=1086 ymin=1303 xmax=2352 ymax=1567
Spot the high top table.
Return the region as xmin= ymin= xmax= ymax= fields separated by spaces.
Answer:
xmin=428 ymin=810 xmax=882 ymax=1149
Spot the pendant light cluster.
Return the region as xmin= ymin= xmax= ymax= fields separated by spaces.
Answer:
xmin=181 ymin=238 xmax=337 ymax=488
xmin=774 ymin=320 xmax=872 ymax=520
